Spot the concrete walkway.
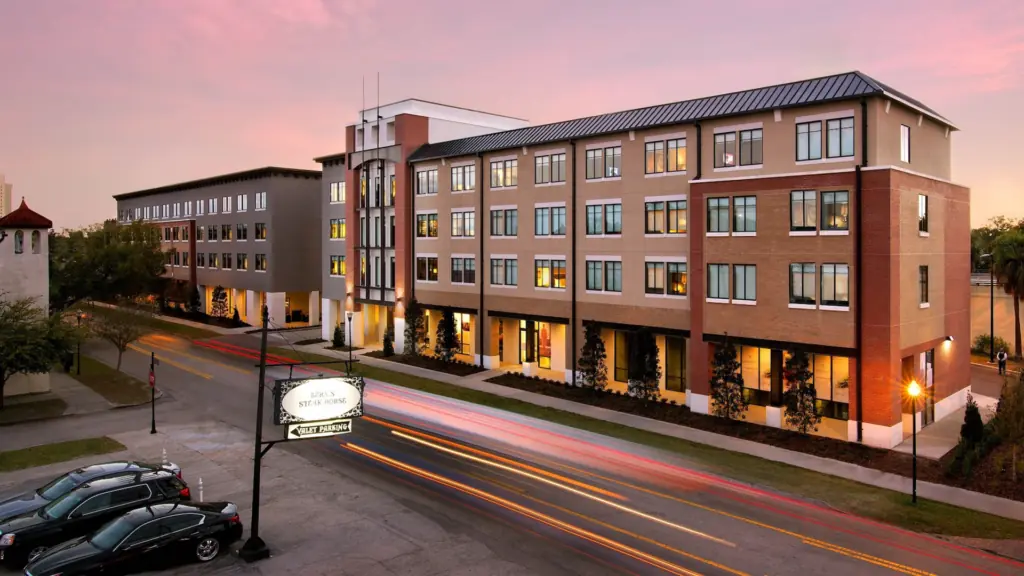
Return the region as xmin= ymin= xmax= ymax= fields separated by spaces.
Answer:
xmin=50 ymin=371 xmax=114 ymax=415
xmin=261 ymin=338 xmax=1024 ymax=523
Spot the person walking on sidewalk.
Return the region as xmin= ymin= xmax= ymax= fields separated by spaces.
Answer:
xmin=997 ymin=349 xmax=1009 ymax=375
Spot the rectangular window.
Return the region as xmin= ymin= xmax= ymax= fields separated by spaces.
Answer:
xmin=209 ymin=253 xmax=218 ymax=268
xmin=552 ymin=259 xmax=566 ymax=288
xmin=708 ymin=264 xmax=729 ymax=299
xmin=534 ymin=259 xmax=566 ymax=289
xmin=490 ymin=159 xmax=518 ymax=188
xmin=330 ymin=218 xmax=346 ymax=239
xmin=236 ymin=223 xmax=248 ymax=240
xmin=172 ymin=250 xmax=180 ymax=266
xmin=821 ymin=191 xmax=850 ymax=231
xmin=171 ymin=227 xmax=179 ymax=241
xmin=796 ymin=121 xmax=822 ymax=161
xmin=416 ymin=257 xmax=439 ymax=282
xmin=586 ymin=205 xmax=603 ymax=235
xmin=255 ymin=253 xmax=267 ymax=271
xmin=182 ymin=226 xmax=189 ymax=241
xmin=551 ymin=206 xmax=566 ymax=235
xmin=733 ymin=265 xmax=756 ymax=301
xmin=256 ymin=192 xmax=267 ymax=210
xmin=665 ymin=336 xmax=686 ymax=392
xmin=790 ymin=263 xmax=816 ymax=305
xmin=645 ymin=262 xmax=665 ymax=295
xmin=196 ymin=202 xmax=204 ymax=216
xmin=490 ymin=209 xmax=518 ymax=237
xmin=535 ymin=155 xmax=550 ymax=184
xmin=790 ymin=190 xmax=817 ymax=231
xmin=645 ymin=202 xmax=664 ymax=234
xmin=222 ymin=253 xmax=232 ymax=269
xmin=604 ymin=261 xmax=622 ymax=292
xmin=196 ymin=225 xmax=204 ymax=241
xmin=918 ymin=194 xmax=928 ymax=233
xmin=207 ymin=226 xmax=218 ymax=241
xmin=451 ymin=165 xmax=476 ymax=192
xmin=586 ymin=149 xmax=602 ymax=180
xmin=667 ymin=262 xmax=687 ymax=296
xmin=534 ymin=207 xmax=550 ymax=236
xmin=714 ymin=132 xmax=736 ymax=168
xmin=491 ymin=258 xmax=505 ymax=286
xmin=585 ymin=146 xmax=621 ymax=179
xmin=196 ymin=253 xmax=205 ymax=267
xmin=821 ymin=264 xmax=850 ymax=306
xmin=586 ymin=261 xmax=602 ymax=291
xmin=221 ymin=224 xmax=232 ymax=240
xmin=919 ymin=265 xmax=929 ymax=304
xmin=667 ymin=200 xmax=686 ymax=234
xmin=551 ymin=153 xmax=566 ymax=183
xmin=739 ymin=129 xmax=763 ymax=166
xmin=826 ymin=117 xmax=855 ymax=158
xmin=645 ymin=141 xmax=665 ymax=174
xmin=733 ymin=196 xmax=757 ymax=233
xmin=237 ymin=253 xmax=248 ymax=270
xmin=330 ymin=255 xmax=346 ymax=276
xmin=223 ymin=196 xmax=232 ymax=213
xmin=451 ymin=212 xmax=475 ymax=238
xmin=667 ymin=138 xmax=686 ymax=172
xmin=416 ymin=214 xmax=439 ymax=238
xmin=707 ymin=197 xmax=729 ymax=233
xmin=900 ymin=124 xmax=911 ymax=163
xmin=614 ymin=331 xmax=629 ymax=382
xmin=184 ymin=202 xmax=192 ymax=217
xmin=451 ymin=258 xmax=475 ymax=284
xmin=330 ymin=182 xmax=346 ymax=203
xmin=209 ymin=198 xmax=218 ymax=214
xmin=416 ymin=169 xmax=438 ymax=195
xmin=389 ymin=215 xmax=395 ymax=247
xmin=255 ymin=223 xmax=267 ymax=240
xmin=238 ymin=194 xmax=249 ymax=212
xmin=173 ymin=203 xmax=181 ymax=218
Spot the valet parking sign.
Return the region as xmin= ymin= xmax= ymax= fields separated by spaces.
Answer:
xmin=273 ymin=376 xmax=365 ymax=440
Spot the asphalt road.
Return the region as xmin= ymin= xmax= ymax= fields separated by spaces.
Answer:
xmin=61 ymin=333 xmax=1024 ymax=575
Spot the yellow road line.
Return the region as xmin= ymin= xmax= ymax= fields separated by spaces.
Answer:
xmin=139 ymin=337 xmax=252 ymax=375
xmin=128 ymin=344 xmax=212 ymax=380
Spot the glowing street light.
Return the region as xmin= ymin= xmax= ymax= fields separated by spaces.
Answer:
xmin=908 ymin=380 xmax=921 ymax=504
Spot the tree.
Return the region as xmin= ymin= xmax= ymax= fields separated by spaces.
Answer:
xmin=403 ymin=298 xmax=427 ymax=356
xmin=993 ymin=230 xmax=1024 ymax=357
xmin=186 ymin=284 xmax=201 ymax=315
xmin=435 ymin=309 xmax=458 ymax=363
xmin=960 ymin=393 xmax=985 ymax=446
xmin=994 ymin=375 xmax=1024 ymax=482
xmin=382 ymin=330 xmax=395 ymax=357
xmin=88 ymin=304 xmax=150 ymax=371
xmin=332 ymin=324 xmax=345 ymax=349
xmin=710 ymin=341 xmax=747 ymax=420
xmin=0 ymin=296 xmax=75 ymax=409
xmin=783 ymin=350 xmax=820 ymax=434
xmin=49 ymin=220 xmax=167 ymax=313
xmin=627 ymin=328 xmax=661 ymax=402
xmin=209 ymin=286 xmax=229 ymax=318
xmin=232 ymin=307 xmax=241 ymax=324
xmin=577 ymin=323 xmax=608 ymax=391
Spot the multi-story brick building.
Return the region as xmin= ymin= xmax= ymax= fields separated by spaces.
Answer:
xmin=403 ymin=71 xmax=969 ymax=448
xmin=114 ymin=167 xmax=322 ymax=327
xmin=315 ymin=100 xmax=528 ymax=347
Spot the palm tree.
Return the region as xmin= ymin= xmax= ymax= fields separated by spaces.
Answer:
xmin=993 ymin=230 xmax=1024 ymax=357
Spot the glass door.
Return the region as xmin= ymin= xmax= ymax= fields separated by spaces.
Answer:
xmin=518 ymin=321 xmax=551 ymax=368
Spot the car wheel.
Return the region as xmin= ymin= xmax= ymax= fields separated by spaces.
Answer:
xmin=195 ymin=537 xmax=220 ymax=562
xmin=27 ymin=546 xmax=48 ymax=562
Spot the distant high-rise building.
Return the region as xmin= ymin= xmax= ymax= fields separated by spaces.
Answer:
xmin=0 ymin=174 xmax=12 ymax=217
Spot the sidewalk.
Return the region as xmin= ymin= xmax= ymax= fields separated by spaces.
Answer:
xmin=266 ymin=338 xmax=1024 ymax=523
xmin=89 ymin=301 xmax=248 ymax=336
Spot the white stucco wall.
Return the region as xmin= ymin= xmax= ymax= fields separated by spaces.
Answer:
xmin=1 ymin=225 xmax=52 ymax=397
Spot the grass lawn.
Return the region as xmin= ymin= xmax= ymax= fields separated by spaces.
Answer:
xmin=0 ymin=437 xmax=126 ymax=473
xmin=72 ymin=355 xmax=152 ymax=405
xmin=84 ymin=305 xmax=220 ymax=340
xmin=0 ymin=398 xmax=68 ymax=426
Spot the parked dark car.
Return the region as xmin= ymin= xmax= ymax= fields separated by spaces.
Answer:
xmin=0 ymin=470 xmax=190 ymax=567
xmin=0 ymin=461 xmax=182 ymax=522
xmin=24 ymin=502 xmax=242 ymax=576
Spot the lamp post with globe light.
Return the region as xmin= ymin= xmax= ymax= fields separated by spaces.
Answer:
xmin=908 ymin=380 xmax=922 ymax=504
xmin=345 ymin=310 xmax=354 ymax=375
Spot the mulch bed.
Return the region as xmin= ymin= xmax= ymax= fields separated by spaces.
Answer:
xmin=366 ymin=352 xmax=487 ymax=376
xmin=160 ymin=307 xmax=249 ymax=329
xmin=485 ymin=373 xmax=1024 ymax=501
xmin=295 ymin=338 xmax=327 ymax=346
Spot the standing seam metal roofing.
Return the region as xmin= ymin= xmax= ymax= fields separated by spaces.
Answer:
xmin=407 ymin=71 xmax=952 ymax=164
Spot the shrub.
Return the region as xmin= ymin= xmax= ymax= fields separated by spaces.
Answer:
xmin=382 ymin=331 xmax=395 ymax=357
xmin=578 ymin=323 xmax=608 ymax=392
xmin=210 ymin=286 xmax=228 ymax=318
xmin=783 ymin=350 xmax=821 ymax=434
xmin=332 ymin=324 xmax=345 ymax=348
xmin=710 ymin=341 xmax=747 ymax=421
xmin=404 ymin=298 xmax=427 ymax=356
xmin=232 ymin=307 xmax=241 ymax=324
xmin=972 ymin=334 xmax=1012 ymax=356
xmin=960 ymin=393 xmax=985 ymax=445
xmin=434 ymin=309 xmax=458 ymax=363
xmin=626 ymin=328 xmax=661 ymax=403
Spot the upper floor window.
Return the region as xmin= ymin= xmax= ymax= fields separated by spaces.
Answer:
xmin=254 ymin=223 xmax=267 ymax=240
xmin=416 ymin=169 xmax=438 ymax=195
xmin=822 ymin=264 xmax=850 ymax=307
xmin=451 ymin=257 xmax=476 ymax=285
xmin=196 ymin=225 xmax=204 ymax=241
xmin=790 ymin=263 xmax=816 ymax=305
xmin=534 ymin=259 xmax=567 ymax=289
xmin=13 ymin=230 xmax=23 ymax=254
xmin=221 ymin=224 xmax=233 ymax=241
xmin=707 ymin=197 xmax=729 ymax=233
xmin=490 ymin=208 xmax=518 ymax=237
xmin=389 ymin=175 xmax=396 ymax=205
xmin=416 ymin=256 xmax=438 ymax=282
xmin=162 ymin=204 xmax=170 ymax=219
xmin=733 ymin=196 xmax=756 ymax=233
xmin=196 ymin=201 xmax=205 ymax=216
xmin=255 ymin=191 xmax=267 ymax=210
xmin=535 ymin=153 xmax=567 ymax=185
xmin=900 ymin=124 xmax=911 ymax=163
xmin=331 ymin=182 xmax=346 ymax=204
xmin=236 ymin=253 xmax=248 ymax=270
xmin=919 ymin=265 xmax=929 ymax=304
xmin=236 ymin=223 xmax=247 ymax=240
xmin=822 ymin=191 xmax=850 ymax=231
xmin=416 ymin=213 xmax=438 ymax=238
xmin=585 ymin=146 xmax=621 ymax=180
xmin=918 ymin=194 xmax=929 ymax=233
xmin=827 ymin=117 xmax=855 ymax=158
xmin=173 ymin=203 xmax=181 ymax=218
xmin=330 ymin=255 xmax=346 ymax=276
xmin=255 ymin=253 xmax=267 ymax=271
xmin=490 ymin=159 xmax=518 ymax=188
xmin=222 ymin=196 xmax=232 ymax=213
xmin=645 ymin=138 xmax=686 ymax=174
xmin=733 ymin=264 xmax=756 ymax=302
xmin=196 ymin=253 xmax=205 ymax=267
xmin=739 ymin=129 xmax=763 ymax=166
xmin=451 ymin=211 xmax=475 ymax=238
xmin=144 ymin=206 xmax=151 ymax=220
xmin=790 ymin=191 xmax=817 ymax=232
xmin=330 ymin=218 xmax=346 ymax=239
xmin=210 ymin=198 xmax=219 ymax=214
xmin=207 ymin=226 xmax=218 ymax=241
xmin=236 ymin=194 xmax=248 ymax=212
xmin=586 ymin=203 xmax=622 ymax=235
xmin=714 ymin=132 xmax=736 ymax=168
xmin=490 ymin=258 xmax=518 ymax=286
xmin=796 ymin=121 xmax=822 ymax=161
xmin=707 ymin=264 xmax=729 ymax=300
xmin=644 ymin=200 xmax=688 ymax=235
xmin=451 ymin=165 xmax=476 ymax=192
xmin=184 ymin=201 xmax=192 ymax=217
xmin=534 ymin=206 xmax=566 ymax=237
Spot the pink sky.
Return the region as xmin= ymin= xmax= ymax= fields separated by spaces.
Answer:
xmin=0 ymin=0 xmax=1021 ymax=229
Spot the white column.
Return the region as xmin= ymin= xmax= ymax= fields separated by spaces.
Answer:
xmin=309 ymin=291 xmax=320 ymax=326
xmin=197 ymin=285 xmax=207 ymax=314
xmin=321 ymin=298 xmax=336 ymax=341
xmin=393 ymin=317 xmax=406 ymax=353
xmin=246 ymin=290 xmax=259 ymax=325
xmin=348 ymin=311 xmax=365 ymax=347
xmin=266 ymin=292 xmax=286 ymax=326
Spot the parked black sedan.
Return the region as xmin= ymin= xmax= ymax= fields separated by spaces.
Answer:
xmin=0 ymin=470 xmax=190 ymax=567
xmin=24 ymin=502 xmax=242 ymax=576
xmin=0 ymin=461 xmax=182 ymax=522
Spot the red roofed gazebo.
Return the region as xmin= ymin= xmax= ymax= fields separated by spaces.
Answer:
xmin=0 ymin=198 xmax=52 ymax=229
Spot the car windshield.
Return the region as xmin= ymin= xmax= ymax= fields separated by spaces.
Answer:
xmin=88 ymin=517 xmax=136 ymax=551
xmin=41 ymin=491 xmax=85 ymax=519
xmin=37 ymin=473 xmax=79 ymax=500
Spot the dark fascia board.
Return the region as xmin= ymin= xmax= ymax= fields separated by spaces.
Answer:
xmin=313 ymin=151 xmax=347 ymax=165
xmin=113 ymin=167 xmax=322 ymax=201
xmin=420 ymin=302 xmax=479 ymax=316
xmin=702 ymin=333 xmax=858 ymax=358
xmin=488 ymin=310 xmax=570 ymax=325
xmin=583 ymin=319 xmax=690 ymax=339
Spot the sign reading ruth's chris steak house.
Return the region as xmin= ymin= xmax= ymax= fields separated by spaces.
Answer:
xmin=273 ymin=376 xmax=365 ymax=425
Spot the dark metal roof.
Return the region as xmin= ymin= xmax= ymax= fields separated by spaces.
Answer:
xmin=313 ymin=151 xmax=347 ymax=165
xmin=408 ymin=71 xmax=954 ymax=163
xmin=114 ymin=166 xmax=321 ymax=201
xmin=0 ymin=198 xmax=52 ymax=229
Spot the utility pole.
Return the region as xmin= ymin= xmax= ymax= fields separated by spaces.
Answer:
xmin=240 ymin=305 xmax=271 ymax=562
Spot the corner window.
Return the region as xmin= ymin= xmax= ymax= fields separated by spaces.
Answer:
xmin=919 ymin=265 xmax=929 ymax=304
xmin=739 ymin=129 xmax=763 ymax=166
xmin=821 ymin=191 xmax=850 ymax=231
xmin=451 ymin=165 xmax=476 ymax=192
xmin=416 ymin=214 xmax=438 ymax=238
xmin=416 ymin=169 xmax=438 ymax=195
xmin=900 ymin=124 xmax=911 ymax=163
xmin=451 ymin=212 xmax=475 ymax=238
xmin=585 ymin=146 xmax=621 ymax=179
xmin=918 ymin=194 xmax=928 ymax=233
xmin=733 ymin=265 xmax=756 ymax=302
xmin=826 ymin=117 xmax=855 ymax=158
xmin=821 ymin=264 xmax=850 ymax=307
xmin=796 ymin=121 xmax=822 ymax=161
xmin=707 ymin=264 xmax=729 ymax=299
xmin=790 ymin=190 xmax=817 ymax=232
xmin=707 ymin=197 xmax=729 ymax=233
xmin=714 ymin=132 xmax=736 ymax=168
xmin=789 ymin=263 xmax=816 ymax=305
xmin=733 ymin=196 xmax=756 ymax=233
xmin=490 ymin=159 xmax=518 ymax=188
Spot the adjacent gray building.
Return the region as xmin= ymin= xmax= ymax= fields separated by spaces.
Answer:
xmin=114 ymin=167 xmax=322 ymax=327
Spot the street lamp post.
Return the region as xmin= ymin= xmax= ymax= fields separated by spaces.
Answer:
xmin=345 ymin=311 xmax=354 ymax=376
xmin=908 ymin=380 xmax=922 ymax=504
xmin=982 ymin=253 xmax=995 ymax=363
xmin=76 ymin=313 xmax=84 ymax=375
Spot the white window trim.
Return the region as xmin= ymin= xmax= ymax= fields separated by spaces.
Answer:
xmin=645 ymin=293 xmax=687 ymax=300
xmin=820 ymin=305 xmax=851 ymax=312
xmin=788 ymin=303 xmax=818 ymax=310
xmin=417 ymin=252 xmax=439 ymax=258
xmin=451 ymin=207 xmax=475 ymax=213
xmin=535 ymin=254 xmax=566 ymax=261
xmin=587 ymin=290 xmax=623 ymax=296
xmin=585 ymin=198 xmax=622 ymax=206
xmin=644 ymin=131 xmax=687 ymax=142
xmin=820 ymin=230 xmax=850 ymax=236
xmin=794 ymin=109 xmax=856 ymax=124
xmin=696 ymin=167 xmax=855 ymax=184
xmin=919 ymin=231 xmax=930 ymax=238
xmin=415 ymin=209 xmax=439 ymax=215
xmin=534 ymin=181 xmax=566 ymax=188
xmin=534 ymin=148 xmax=566 ymax=156
xmin=451 ymin=253 xmax=475 ymax=259
xmin=796 ymin=156 xmax=856 ymax=167
xmin=644 ymin=255 xmax=686 ymax=263
xmin=733 ymin=300 xmax=757 ymax=306
xmin=450 ymin=160 xmax=475 ymax=168
xmin=706 ymin=232 xmax=729 ymax=238
xmin=585 ymin=140 xmax=621 ymax=150
xmin=535 ymin=201 xmax=566 ymax=208
xmin=644 ymin=194 xmax=687 ymax=202
xmin=644 ymin=171 xmax=688 ymax=179
xmin=713 ymin=163 xmax=764 ymax=173
xmin=732 ymin=232 xmax=756 ymax=238
xmin=489 ymin=155 xmax=517 ymax=163
xmin=535 ymin=235 xmax=566 ymax=240
xmin=586 ymin=255 xmax=622 ymax=262
xmin=416 ymin=165 xmax=439 ymax=172
xmin=714 ymin=121 xmax=763 ymax=134
xmin=490 ymin=284 xmax=518 ymax=290
xmin=789 ymin=231 xmax=818 ymax=237
xmin=706 ymin=298 xmax=730 ymax=304
xmin=585 ymin=176 xmax=622 ymax=183
xmin=489 ymin=236 xmax=517 ymax=240
xmin=644 ymin=233 xmax=687 ymax=239
xmin=490 ymin=204 xmax=516 ymax=211
xmin=919 ymin=302 xmax=931 ymax=309
xmin=490 ymin=253 xmax=516 ymax=260
xmin=489 ymin=185 xmax=518 ymax=192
